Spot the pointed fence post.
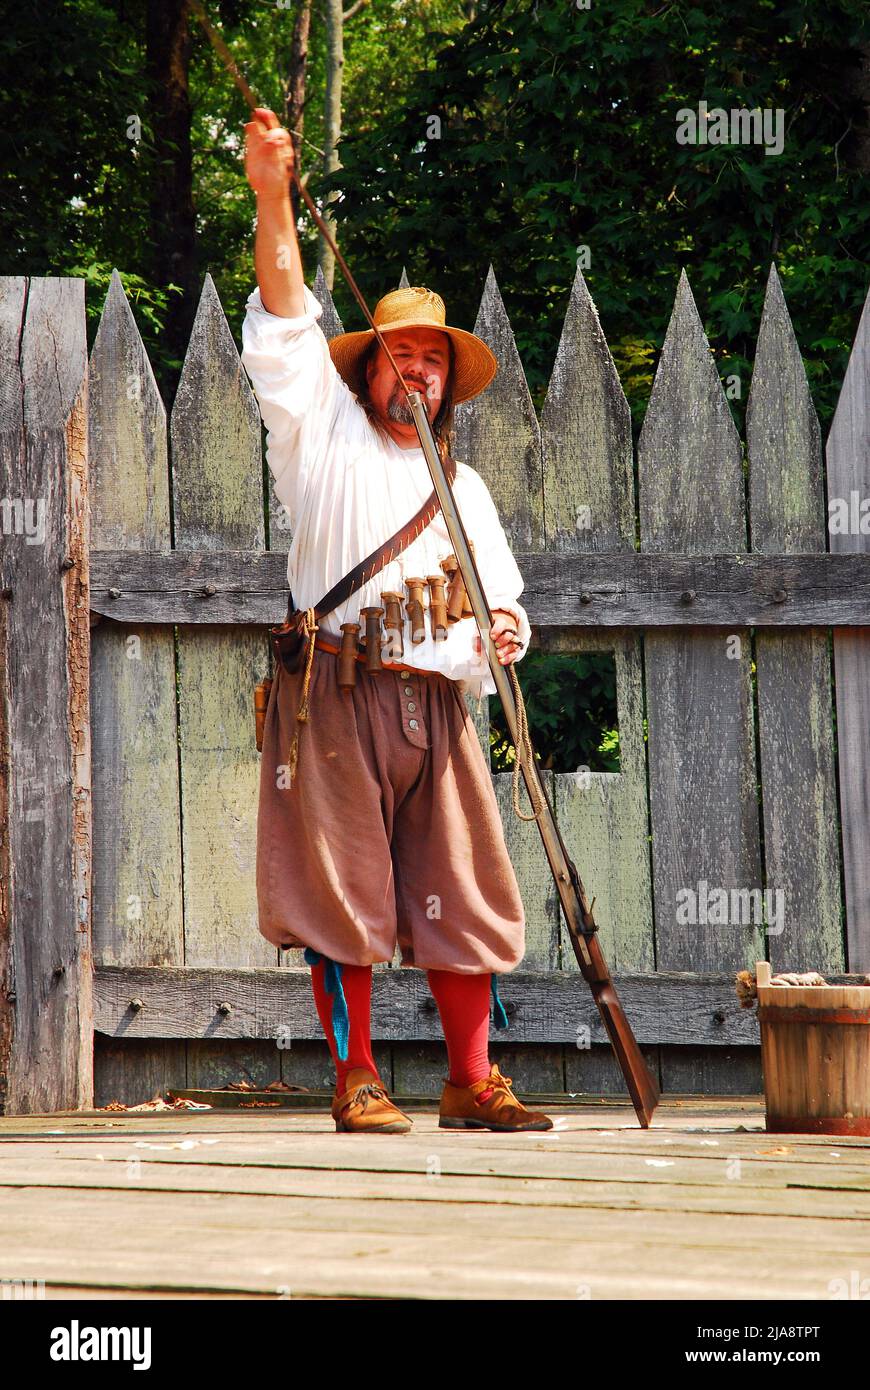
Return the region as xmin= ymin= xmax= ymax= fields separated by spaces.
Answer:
xmin=638 ymin=271 xmax=763 ymax=1096
xmin=0 ymin=276 xmax=91 ymax=1114
xmin=541 ymin=266 xmax=655 ymax=1030
xmin=746 ymin=264 xmax=841 ymax=973
xmin=827 ymin=284 xmax=870 ymax=974
xmin=171 ymin=275 xmax=270 ymax=976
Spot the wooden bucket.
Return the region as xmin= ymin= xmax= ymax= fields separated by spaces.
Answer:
xmin=756 ymin=961 xmax=870 ymax=1135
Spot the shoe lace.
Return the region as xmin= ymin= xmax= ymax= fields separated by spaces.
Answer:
xmin=475 ymin=1069 xmax=516 ymax=1106
xmin=347 ymin=1082 xmax=388 ymax=1112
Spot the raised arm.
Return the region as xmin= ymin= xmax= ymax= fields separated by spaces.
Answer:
xmin=241 ymin=108 xmax=348 ymax=529
xmin=244 ymin=107 xmax=305 ymax=319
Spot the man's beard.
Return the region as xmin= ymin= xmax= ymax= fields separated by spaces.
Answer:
xmin=386 ymin=380 xmax=435 ymax=425
xmin=387 ymin=392 xmax=416 ymax=424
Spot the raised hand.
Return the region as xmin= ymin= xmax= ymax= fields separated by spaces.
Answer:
xmin=244 ymin=107 xmax=295 ymax=200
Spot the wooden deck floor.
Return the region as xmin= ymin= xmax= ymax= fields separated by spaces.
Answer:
xmin=1 ymin=1097 xmax=868 ymax=1300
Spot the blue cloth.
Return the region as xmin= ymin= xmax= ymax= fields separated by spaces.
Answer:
xmin=305 ymin=949 xmax=507 ymax=1052
xmin=304 ymin=948 xmax=349 ymax=1061
xmin=491 ymin=973 xmax=509 ymax=1030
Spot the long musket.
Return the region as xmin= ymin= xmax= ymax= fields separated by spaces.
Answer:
xmin=191 ymin=0 xmax=660 ymax=1127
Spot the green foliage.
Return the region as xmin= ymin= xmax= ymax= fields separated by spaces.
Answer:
xmin=328 ymin=0 xmax=870 ymax=433
xmin=0 ymin=0 xmax=189 ymax=376
xmin=5 ymin=0 xmax=868 ymax=425
xmin=71 ymin=260 xmax=183 ymax=342
xmin=489 ymin=651 xmax=620 ymax=774
xmin=0 ymin=1 xmax=145 ymax=271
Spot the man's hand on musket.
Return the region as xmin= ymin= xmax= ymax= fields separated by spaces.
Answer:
xmin=244 ymin=107 xmax=295 ymax=198
xmin=474 ymin=610 xmax=523 ymax=665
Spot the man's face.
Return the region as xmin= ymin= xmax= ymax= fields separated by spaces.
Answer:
xmin=364 ymin=327 xmax=451 ymax=446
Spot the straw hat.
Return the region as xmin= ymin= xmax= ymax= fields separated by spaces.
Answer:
xmin=328 ymin=285 xmax=498 ymax=404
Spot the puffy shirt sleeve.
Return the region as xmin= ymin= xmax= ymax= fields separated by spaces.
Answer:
xmin=240 ymin=283 xmax=343 ymax=530
xmin=458 ymin=466 xmax=533 ymax=662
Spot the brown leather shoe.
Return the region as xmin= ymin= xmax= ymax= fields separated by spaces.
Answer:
xmin=439 ymin=1063 xmax=553 ymax=1131
xmin=331 ymin=1067 xmax=413 ymax=1134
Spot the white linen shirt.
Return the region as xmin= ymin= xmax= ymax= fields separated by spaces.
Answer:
xmin=241 ymin=283 xmax=532 ymax=699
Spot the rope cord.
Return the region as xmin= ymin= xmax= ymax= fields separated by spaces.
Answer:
xmin=286 ymin=607 xmax=318 ymax=786
xmin=508 ymin=664 xmax=546 ymax=823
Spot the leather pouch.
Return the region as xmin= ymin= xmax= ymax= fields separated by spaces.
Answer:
xmin=269 ymin=603 xmax=310 ymax=675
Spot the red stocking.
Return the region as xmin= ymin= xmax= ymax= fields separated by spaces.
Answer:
xmin=308 ymin=956 xmax=379 ymax=1095
xmin=426 ymin=968 xmax=492 ymax=1088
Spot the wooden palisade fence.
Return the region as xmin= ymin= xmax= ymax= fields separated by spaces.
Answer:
xmin=1 ymin=264 xmax=869 ymax=1114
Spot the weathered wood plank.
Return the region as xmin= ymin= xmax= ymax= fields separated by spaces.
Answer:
xmin=658 ymin=1046 xmax=763 ymax=1096
xmin=565 ymin=1043 xmax=661 ymax=1096
xmin=95 ymin=1037 xmax=337 ymax=1109
xmin=93 ymin=1036 xmax=188 ymax=1110
xmin=494 ymin=771 xmax=559 ymax=971
xmin=311 ymin=264 xmax=344 ymax=342
xmin=643 ymin=619 xmax=763 ymax=973
xmin=10 ymin=1154 xmax=870 ymax=1220
xmin=90 ymin=963 xmax=867 ymax=1047
xmin=452 ymin=270 xmax=540 ymax=769
xmin=89 ymin=271 xmax=184 ymax=968
xmin=555 ymin=760 xmax=654 ymax=971
xmin=185 ymin=1038 xmax=302 ymax=1093
xmin=827 ymin=284 xmax=870 ymax=973
xmin=89 ymin=547 xmax=870 ymax=625
xmin=0 ymin=277 xmax=28 ymax=421
xmin=454 ymin=266 xmax=544 ymax=553
xmin=0 ymin=593 xmax=8 ymax=1114
xmin=539 ymin=271 xmax=652 ymax=980
xmin=540 ymin=265 xmax=635 ymax=553
xmin=393 ymin=1041 xmax=564 ymax=1098
xmin=545 ymin=632 xmax=654 ymax=975
xmin=0 ymin=276 xmax=28 ymax=1114
xmin=0 ymin=277 xmax=92 ymax=1114
xmin=13 ymin=1119 xmax=870 ymax=1203
xmin=751 ymin=632 xmax=841 ymax=967
xmin=746 ymin=265 xmax=842 ymax=973
xmin=638 ymin=273 xmax=763 ymax=994
xmin=176 ymin=625 xmax=272 ymax=963
xmin=171 ymin=275 xmax=273 ymax=969
xmin=1 ymin=1177 xmax=867 ymax=1300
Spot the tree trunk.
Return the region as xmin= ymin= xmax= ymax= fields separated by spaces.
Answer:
xmin=842 ymin=41 xmax=870 ymax=174
xmin=280 ymin=0 xmax=311 ymax=225
xmin=145 ymin=0 xmax=197 ymax=405
xmin=319 ymin=0 xmax=344 ymax=289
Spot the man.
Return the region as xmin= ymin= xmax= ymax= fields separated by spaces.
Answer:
xmin=242 ymin=108 xmax=552 ymax=1135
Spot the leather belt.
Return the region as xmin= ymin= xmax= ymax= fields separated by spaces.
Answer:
xmin=313 ymin=632 xmax=440 ymax=677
